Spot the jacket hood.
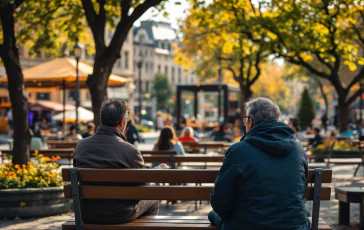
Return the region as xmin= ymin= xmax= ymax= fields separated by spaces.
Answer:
xmin=242 ymin=120 xmax=297 ymax=157
xmin=96 ymin=125 xmax=127 ymax=141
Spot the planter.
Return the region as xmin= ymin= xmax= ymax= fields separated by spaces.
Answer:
xmin=0 ymin=186 xmax=71 ymax=218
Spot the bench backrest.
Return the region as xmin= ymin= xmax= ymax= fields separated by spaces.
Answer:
xmin=62 ymin=168 xmax=332 ymax=230
xmin=1 ymin=148 xmax=74 ymax=159
xmin=140 ymin=150 xmax=177 ymax=156
xmin=47 ymin=140 xmax=78 ymax=148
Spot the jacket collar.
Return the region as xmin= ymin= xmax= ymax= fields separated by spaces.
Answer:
xmin=96 ymin=125 xmax=127 ymax=141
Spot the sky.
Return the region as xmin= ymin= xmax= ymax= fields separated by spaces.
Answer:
xmin=135 ymin=0 xmax=193 ymax=30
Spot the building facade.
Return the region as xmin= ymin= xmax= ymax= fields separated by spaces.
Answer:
xmin=133 ymin=21 xmax=198 ymax=116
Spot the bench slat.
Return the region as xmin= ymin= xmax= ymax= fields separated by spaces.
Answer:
xmin=62 ymin=168 xmax=332 ymax=183
xmin=64 ymin=185 xmax=214 ymax=200
xmin=62 ymin=217 xmax=331 ymax=230
xmin=141 ymin=151 xmax=177 ymax=156
xmin=63 ymin=184 xmax=330 ymax=201
xmin=143 ymin=156 xmax=224 ymax=163
xmin=62 ymin=169 xmax=218 ymax=183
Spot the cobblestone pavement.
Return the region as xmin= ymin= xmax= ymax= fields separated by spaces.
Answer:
xmin=1 ymin=163 xmax=363 ymax=229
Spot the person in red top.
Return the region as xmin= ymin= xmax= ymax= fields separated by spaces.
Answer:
xmin=178 ymin=126 xmax=199 ymax=142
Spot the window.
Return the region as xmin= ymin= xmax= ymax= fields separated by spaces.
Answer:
xmin=158 ymin=65 xmax=161 ymax=73
xmin=36 ymin=92 xmax=50 ymax=100
xmin=133 ymin=61 xmax=136 ymax=71
xmin=36 ymin=52 xmax=42 ymax=58
xmin=178 ymin=68 xmax=182 ymax=80
xmin=151 ymin=63 xmax=154 ymax=73
xmin=145 ymin=63 xmax=149 ymax=73
xmin=164 ymin=66 xmax=168 ymax=76
xmin=178 ymin=75 xmax=181 ymax=83
xmin=171 ymin=67 xmax=175 ymax=80
xmin=161 ymin=42 xmax=165 ymax=49
xmin=124 ymin=51 xmax=129 ymax=69
xmin=145 ymin=49 xmax=148 ymax=57
xmin=145 ymin=81 xmax=149 ymax=93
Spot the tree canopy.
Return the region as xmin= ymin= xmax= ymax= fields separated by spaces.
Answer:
xmin=175 ymin=0 xmax=270 ymax=111
xmin=152 ymin=72 xmax=173 ymax=110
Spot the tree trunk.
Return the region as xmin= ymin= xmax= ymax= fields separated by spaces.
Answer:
xmin=317 ymin=79 xmax=328 ymax=116
xmin=239 ymin=84 xmax=253 ymax=115
xmin=87 ymin=54 xmax=116 ymax=127
xmin=0 ymin=9 xmax=30 ymax=165
xmin=338 ymin=100 xmax=349 ymax=132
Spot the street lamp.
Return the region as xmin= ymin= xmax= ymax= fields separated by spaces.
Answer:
xmin=73 ymin=40 xmax=82 ymax=133
xmin=136 ymin=50 xmax=143 ymax=124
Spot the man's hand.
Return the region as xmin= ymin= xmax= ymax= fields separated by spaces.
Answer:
xmin=153 ymin=163 xmax=169 ymax=169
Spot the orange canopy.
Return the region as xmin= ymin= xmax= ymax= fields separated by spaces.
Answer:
xmin=0 ymin=57 xmax=132 ymax=88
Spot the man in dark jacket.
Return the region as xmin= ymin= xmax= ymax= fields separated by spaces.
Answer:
xmin=209 ymin=97 xmax=309 ymax=230
xmin=74 ymin=99 xmax=168 ymax=224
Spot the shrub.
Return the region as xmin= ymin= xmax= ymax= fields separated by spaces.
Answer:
xmin=0 ymin=153 xmax=63 ymax=189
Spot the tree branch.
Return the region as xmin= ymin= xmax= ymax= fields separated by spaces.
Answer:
xmin=109 ymin=0 xmax=163 ymax=53
xmin=314 ymin=51 xmax=333 ymax=72
xmin=346 ymin=66 xmax=364 ymax=92
xmin=226 ymin=67 xmax=243 ymax=85
xmin=280 ymin=52 xmax=331 ymax=79
xmin=121 ymin=0 xmax=131 ymax=19
xmin=249 ymin=51 xmax=262 ymax=85
xmin=81 ymin=0 xmax=98 ymax=37
xmin=346 ymin=88 xmax=361 ymax=106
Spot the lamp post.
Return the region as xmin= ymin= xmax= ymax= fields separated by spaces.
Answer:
xmin=136 ymin=50 xmax=143 ymax=124
xmin=73 ymin=40 xmax=82 ymax=132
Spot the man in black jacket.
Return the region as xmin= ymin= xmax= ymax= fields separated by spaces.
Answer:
xmin=209 ymin=97 xmax=309 ymax=230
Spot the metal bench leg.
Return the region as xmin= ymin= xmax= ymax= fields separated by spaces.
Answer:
xmin=354 ymin=163 xmax=361 ymax=177
xmin=339 ymin=201 xmax=350 ymax=225
xmin=361 ymin=197 xmax=364 ymax=230
xmin=312 ymin=168 xmax=322 ymax=230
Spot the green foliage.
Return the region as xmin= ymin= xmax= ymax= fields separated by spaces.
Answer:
xmin=152 ymin=73 xmax=173 ymax=110
xmin=135 ymin=125 xmax=151 ymax=133
xmin=297 ymin=88 xmax=315 ymax=129
xmin=14 ymin=0 xmax=92 ymax=57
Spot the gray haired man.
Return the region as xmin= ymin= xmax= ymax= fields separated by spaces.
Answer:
xmin=74 ymin=99 xmax=167 ymax=224
xmin=209 ymin=97 xmax=309 ymax=230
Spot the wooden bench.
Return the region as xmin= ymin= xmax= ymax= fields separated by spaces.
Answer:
xmin=143 ymin=155 xmax=223 ymax=169
xmin=61 ymin=168 xmax=332 ymax=230
xmin=1 ymin=148 xmax=74 ymax=164
xmin=182 ymin=142 xmax=230 ymax=154
xmin=47 ymin=140 xmax=79 ymax=149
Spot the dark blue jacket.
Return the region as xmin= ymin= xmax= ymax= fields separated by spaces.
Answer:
xmin=210 ymin=120 xmax=308 ymax=230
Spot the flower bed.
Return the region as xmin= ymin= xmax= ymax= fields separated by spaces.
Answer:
xmin=312 ymin=141 xmax=359 ymax=156
xmin=0 ymin=154 xmax=71 ymax=218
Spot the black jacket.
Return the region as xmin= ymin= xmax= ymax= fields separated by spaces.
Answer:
xmin=210 ymin=120 xmax=309 ymax=230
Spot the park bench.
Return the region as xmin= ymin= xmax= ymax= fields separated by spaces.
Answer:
xmin=143 ymin=154 xmax=223 ymax=169
xmin=182 ymin=141 xmax=230 ymax=154
xmin=61 ymin=168 xmax=332 ymax=230
xmin=1 ymin=148 xmax=74 ymax=164
xmin=47 ymin=140 xmax=79 ymax=149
